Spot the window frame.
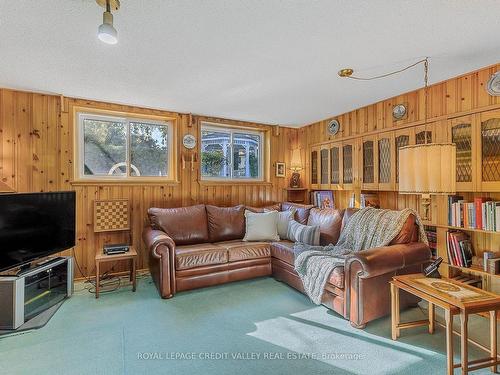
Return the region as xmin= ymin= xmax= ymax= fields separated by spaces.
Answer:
xmin=200 ymin=122 xmax=265 ymax=182
xmin=74 ymin=108 xmax=177 ymax=183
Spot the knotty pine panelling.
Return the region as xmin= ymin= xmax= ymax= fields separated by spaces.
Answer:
xmin=0 ymin=89 xmax=298 ymax=277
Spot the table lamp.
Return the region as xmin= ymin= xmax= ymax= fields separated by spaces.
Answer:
xmin=290 ymin=149 xmax=303 ymax=188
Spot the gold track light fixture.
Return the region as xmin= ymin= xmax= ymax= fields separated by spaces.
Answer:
xmin=96 ymin=0 xmax=120 ymax=45
xmin=338 ymin=58 xmax=428 ymax=81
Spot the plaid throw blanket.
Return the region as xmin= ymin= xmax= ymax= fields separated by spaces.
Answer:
xmin=294 ymin=207 xmax=428 ymax=304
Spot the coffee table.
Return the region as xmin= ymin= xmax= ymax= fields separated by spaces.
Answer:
xmin=390 ymin=274 xmax=500 ymax=375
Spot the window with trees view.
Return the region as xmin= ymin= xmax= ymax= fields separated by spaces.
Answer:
xmin=77 ymin=112 xmax=173 ymax=179
xmin=201 ymin=123 xmax=263 ymax=180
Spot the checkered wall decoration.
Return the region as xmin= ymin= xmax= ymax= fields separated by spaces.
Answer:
xmin=93 ymin=199 xmax=130 ymax=233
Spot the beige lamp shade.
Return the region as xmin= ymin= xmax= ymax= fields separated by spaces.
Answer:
xmin=290 ymin=149 xmax=303 ymax=171
xmin=398 ymin=143 xmax=456 ymax=194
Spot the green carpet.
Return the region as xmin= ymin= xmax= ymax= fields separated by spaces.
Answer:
xmin=0 ymin=277 xmax=495 ymax=375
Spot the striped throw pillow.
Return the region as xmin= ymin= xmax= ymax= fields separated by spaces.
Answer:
xmin=287 ymin=220 xmax=320 ymax=245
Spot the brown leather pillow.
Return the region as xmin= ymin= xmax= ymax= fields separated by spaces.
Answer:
xmin=389 ymin=214 xmax=417 ymax=245
xmin=206 ymin=205 xmax=245 ymax=242
xmin=307 ymin=208 xmax=345 ymax=246
xmin=281 ymin=202 xmax=314 ymax=225
xmin=245 ymin=203 xmax=282 ymax=213
xmin=148 ymin=204 xmax=208 ymax=245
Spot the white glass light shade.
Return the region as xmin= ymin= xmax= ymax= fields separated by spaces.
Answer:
xmin=398 ymin=143 xmax=456 ymax=194
xmin=98 ymin=11 xmax=118 ymax=44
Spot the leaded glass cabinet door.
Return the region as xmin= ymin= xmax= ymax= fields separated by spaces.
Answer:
xmin=414 ymin=124 xmax=434 ymax=145
xmin=378 ymin=132 xmax=395 ymax=191
xmin=361 ymin=135 xmax=378 ymax=190
xmin=330 ymin=142 xmax=342 ymax=190
xmin=310 ymin=146 xmax=319 ymax=189
xmin=448 ymin=115 xmax=475 ymax=191
xmin=342 ymin=139 xmax=358 ymax=190
xmin=320 ymin=146 xmax=330 ymax=189
xmin=394 ymin=128 xmax=415 ymax=190
xmin=477 ymin=111 xmax=500 ymax=192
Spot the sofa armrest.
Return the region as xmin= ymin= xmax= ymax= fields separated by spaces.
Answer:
xmin=143 ymin=226 xmax=175 ymax=259
xmin=345 ymin=242 xmax=431 ymax=279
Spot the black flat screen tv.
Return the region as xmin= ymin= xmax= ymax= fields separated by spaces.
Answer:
xmin=0 ymin=191 xmax=76 ymax=272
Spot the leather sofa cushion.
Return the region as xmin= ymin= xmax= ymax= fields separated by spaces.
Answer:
xmin=148 ymin=204 xmax=209 ymax=245
xmin=175 ymin=243 xmax=228 ymax=270
xmin=389 ymin=214 xmax=417 ymax=245
xmin=270 ymin=240 xmax=295 ymax=264
xmin=307 ymin=208 xmax=345 ymax=246
xmin=245 ymin=203 xmax=282 ymax=213
xmin=215 ymin=240 xmax=271 ymax=262
xmin=206 ymin=205 xmax=245 ymax=242
xmin=328 ymin=267 xmax=345 ymax=289
xmin=281 ymin=202 xmax=314 ymax=225
xmin=271 ymin=240 xmax=345 ymax=288
xmin=341 ymin=207 xmax=417 ymax=245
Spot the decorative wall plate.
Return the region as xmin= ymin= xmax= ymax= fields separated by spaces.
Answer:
xmin=392 ymin=104 xmax=407 ymax=120
xmin=487 ymin=71 xmax=500 ymax=96
xmin=327 ymin=119 xmax=340 ymax=135
xmin=182 ymin=134 xmax=197 ymax=149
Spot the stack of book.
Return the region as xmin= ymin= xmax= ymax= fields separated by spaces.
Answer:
xmin=448 ymin=195 xmax=500 ymax=231
xmin=424 ymin=227 xmax=437 ymax=257
xmin=310 ymin=190 xmax=334 ymax=209
xmin=446 ymin=230 xmax=473 ymax=267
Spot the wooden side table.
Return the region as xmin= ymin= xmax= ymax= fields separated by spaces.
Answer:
xmin=391 ymin=274 xmax=500 ymax=375
xmin=95 ymin=247 xmax=137 ymax=298
xmin=283 ymin=188 xmax=308 ymax=204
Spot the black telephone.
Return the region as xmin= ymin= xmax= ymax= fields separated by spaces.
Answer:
xmin=424 ymin=257 xmax=443 ymax=278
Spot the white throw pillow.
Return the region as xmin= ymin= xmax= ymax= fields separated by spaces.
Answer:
xmin=265 ymin=208 xmax=296 ymax=240
xmin=243 ymin=210 xmax=280 ymax=241
xmin=287 ymin=220 xmax=320 ymax=245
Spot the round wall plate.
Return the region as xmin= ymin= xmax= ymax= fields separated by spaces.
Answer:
xmin=487 ymin=71 xmax=500 ymax=96
xmin=327 ymin=119 xmax=340 ymax=135
xmin=392 ymin=104 xmax=407 ymax=120
xmin=183 ymin=134 xmax=197 ymax=149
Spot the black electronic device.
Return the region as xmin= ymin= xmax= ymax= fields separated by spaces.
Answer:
xmin=0 ymin=192 xmax=76 ymax=273
xmin=424 ymin=257 xmax=443 ymax=278
xmin=103 ymin=244 xmax=130 ymax=255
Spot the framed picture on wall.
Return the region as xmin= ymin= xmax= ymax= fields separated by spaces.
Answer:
xmin=276 ymin=162 xmax=286 ymax=177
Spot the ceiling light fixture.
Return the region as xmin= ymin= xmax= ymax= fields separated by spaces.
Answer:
xmin=96 ymin=0 xmax=120 ymax=45
xmin=338 ymin=58 xmax=428 ymax=80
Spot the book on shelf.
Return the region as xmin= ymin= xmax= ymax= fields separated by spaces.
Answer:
xmin=424 ymin=226 xmax=437 ymax=257
xmin=448 ymin=195 xmax=499 ymax=231
xmin=445 ymin=230 xmax=473 ymax=268
xmin=310 ymin=190 xmax=334 ymax=209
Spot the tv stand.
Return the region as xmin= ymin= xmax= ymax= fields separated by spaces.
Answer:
xmin=0 ymin=256 xmax=73 ymax=331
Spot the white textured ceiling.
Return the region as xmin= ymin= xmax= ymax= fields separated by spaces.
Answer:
xmin=0 ymin=1 xmax=499 ymax=127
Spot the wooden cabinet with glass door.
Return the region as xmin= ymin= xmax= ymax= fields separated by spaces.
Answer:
xmin=310 ymin=146 xmax=320 ymax=190
xmin=361 ymin=135 xmax=378 ymax=190
xmin=377 ymin=131 xmax=395 ymax=191
xmin=448 ymin=115 xmax=476 ymax=192
xmin=330 ymin=142 xmax=342 ymax=190
xmin=342 ymin=139 xmax=358 ymax=191
xmin=394 ymin=127 xmax=415 ymax=191
xmin=477 ymin=110 xmax=500 ymax=192
xmin=319 ymin=146 xmax=330 ymax=189
xmin=414 ymin=123 xmax=435 ymax=145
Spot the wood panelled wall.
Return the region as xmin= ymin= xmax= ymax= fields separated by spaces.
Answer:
xmin=297 ymin=62 xmax=500 ymax=211
xmin=0 ymin=89 xmax=298 ymax=277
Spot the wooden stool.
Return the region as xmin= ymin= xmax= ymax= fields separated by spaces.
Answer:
xmin=95 ymin=247 xmax=137 ymax=298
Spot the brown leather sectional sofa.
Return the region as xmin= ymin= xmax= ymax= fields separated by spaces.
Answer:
xmin=143 ymin=202 xmax=431 ymax=328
